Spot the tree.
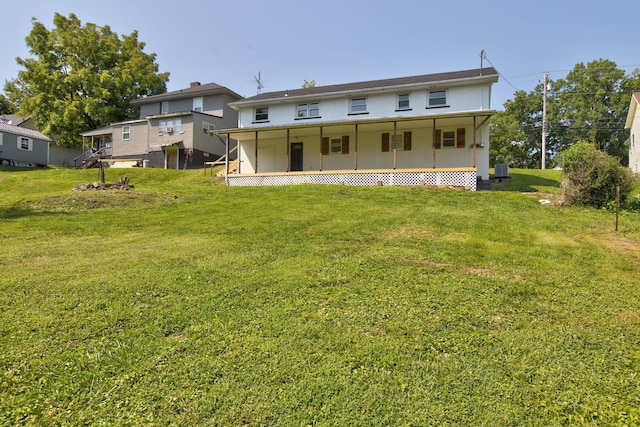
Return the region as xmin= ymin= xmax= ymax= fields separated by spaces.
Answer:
xmin=553 ymin=59 xmax=639 ymax=163
xmin=490 ymin=87 xmax=555 ymax=168
xmin=302 ymin=79 xmax=316 ymax=88
xmin=0 ymin=93 xmax=14 ymax=115
xmin=4 ymin=13 xmax=169 ymax=146
xmin=491 ymin=59 xmax=640 ymax=168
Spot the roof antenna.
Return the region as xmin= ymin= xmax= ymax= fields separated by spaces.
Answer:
xmin=480 ymin=50 xmax=484 ymax=75
xmin=254 ymin=71 xmax=264 ymax=95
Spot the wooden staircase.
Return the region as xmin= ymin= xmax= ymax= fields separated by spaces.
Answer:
xmin=74 ymin=148 xmax=106 ymax=168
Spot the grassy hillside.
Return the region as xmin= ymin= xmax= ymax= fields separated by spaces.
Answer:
xmin=1 ymin=166 xmax=639 ymax=425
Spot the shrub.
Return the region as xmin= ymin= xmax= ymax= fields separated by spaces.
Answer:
xmin=556 ymin=141 xmax=634 ymax=208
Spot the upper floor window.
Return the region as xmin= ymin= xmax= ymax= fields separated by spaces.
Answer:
xmin=122 ymin=125 xmax=131 ymax=140
xmin=350 ymin=98 xmax=367 ymax=114
xmin=255 ymin=107 xmax=269 ymax=122
xmin=297 ymin=103 xmax=320 ymax=119
xmin=161 ymin=101 xmax=169 ymax=114
xmin=193 ymin=97 xmax=203 ymax=113
xmin=18 ymin=136 xmax=32 ymax=151
xmin=159 ymin=119 xmax=182 ymax=133
xmin=397 ymin=94 xmax=410 ymax=110
xmin=0 ymin=132 xmax=3 ymax=146
xmin=428 ymin=90 xmax=447 ymax=107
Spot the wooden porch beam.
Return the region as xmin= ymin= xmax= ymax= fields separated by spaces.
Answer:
xmin=354 ymin=123 xmax=358 ymax=170
xmin=286 ymin=128 xmax=290 ymax=172
xmin=432 ymin=118 xmax=437 ymax=168
xmin=393 ymin=121 xmax=397 ymax=170
xmin=473 ymin=116 xmax=477 ymax=168
xmin=319 ymin=126 xmax=323 ymax=171
xmin=255 ymin=131 xmax=258 ymax=174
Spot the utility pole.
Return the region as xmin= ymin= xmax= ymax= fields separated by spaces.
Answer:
xmin=542 ymin=72 xmax=548 ymax=170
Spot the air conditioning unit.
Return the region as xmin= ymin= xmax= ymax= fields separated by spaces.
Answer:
xmin=494 ymin=163 xmax=509 ymax=178
xmin=166 ymin=127 xmax=174 ymax=134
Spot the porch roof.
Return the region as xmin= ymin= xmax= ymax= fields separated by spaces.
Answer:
xmin=217 ymin=109 xmax=495 ymax=141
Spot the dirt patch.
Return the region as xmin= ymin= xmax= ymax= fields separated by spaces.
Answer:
xmin=14 ymin=191 xmax=167 ymax=212
xmin=467 ymin=267 xmax=493 ymax=275
xmin=586 ymin=234 xmax=640 ymax=254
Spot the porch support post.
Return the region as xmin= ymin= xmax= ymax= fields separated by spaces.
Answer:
xmin=319 ymin=126 xmax=323 ymax=171
xmin=354 ymin=124 xmax=358 ymax=170
xmin=473 ymin=116 xmax=490 ymax=169
xmin=472 ymin=116 xmax=477 ymax=168
xmin=432 ymin=118 xmax=437 ymax=168
xmin=286 ymin=128 xmax=290 ymax=172
xmin=225 ymin=133 xmax=230 ymax=186
xmin=393 ymin=121 xmax=397 ymax=169
xmin=255 ymin=131 xmax=258 ymax=173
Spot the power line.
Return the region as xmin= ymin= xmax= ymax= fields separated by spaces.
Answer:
xmin=482 ymin=52 xmax=520 ymax=92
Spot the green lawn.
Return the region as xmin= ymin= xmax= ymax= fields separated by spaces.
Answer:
xmin=1 ymin=166 xmax=639 ymax=426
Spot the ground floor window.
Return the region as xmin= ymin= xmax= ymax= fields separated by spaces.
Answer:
xmin=435 ymin=128 xmax=465 ymax=149
xmin=18 ymin=136 xmax=33 ymax=151
xmin=322 ymin=136 xmax=349 ymax=155
xmin=381 ymin=131 xmax=412 ymax=152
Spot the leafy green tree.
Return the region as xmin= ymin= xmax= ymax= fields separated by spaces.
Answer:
xmin=302 ymin=79 xmax=316 ymax=88
xmin=491 ymin=59 xmax=640 ymax=168
xmin=553 ymin=59 xmax=640 ymax=163
xmin=4 ymin=13 xmax=169 ymax=146
xmin=0 ymin=93 xmax=14 ymax=115
xmin=490 ymin=88 xmax=554 ymax=168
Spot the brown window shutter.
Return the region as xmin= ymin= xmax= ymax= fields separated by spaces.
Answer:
xmin=457 ymin=128 xmax=466 ymax=148
xmin=434 ymin=129 xmax=441 ymax=149
xmin=341 ymin=135 xmax=349 ymax=154
xmin=403 ymin=131 xmax=412 ymax=151
xmin=381 ymin=132 xmax=390 ymax=152
xmin=321 ymin=137 xmax=329 ymax=155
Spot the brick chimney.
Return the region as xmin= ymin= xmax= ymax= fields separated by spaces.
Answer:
xmin=190 ymin=81 xmax=201 ymax=88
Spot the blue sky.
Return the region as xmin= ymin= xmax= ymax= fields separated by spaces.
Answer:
xmin=2 ymin=0 xmax=639 ymax=110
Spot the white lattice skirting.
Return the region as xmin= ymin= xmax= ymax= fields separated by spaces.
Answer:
xmin=227 ymin=169 xmax=477 ymax=191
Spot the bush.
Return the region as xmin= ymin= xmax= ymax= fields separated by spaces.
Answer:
xmin=556 ymin=141 xmax=635 ymax=208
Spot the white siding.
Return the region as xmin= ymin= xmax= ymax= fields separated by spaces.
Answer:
xmin=238 ymin=83 xmax=493 ymax=128
xmin=631 ymin=104 xmax=640 ymax=174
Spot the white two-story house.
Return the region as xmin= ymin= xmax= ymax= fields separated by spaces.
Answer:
xmin=80 ymin=82 xmax=243 ymax=169
xmin=625 ymin=92 xmax=640 ymax=173
xmin=218 ymin=67 xmax=498 ymax=189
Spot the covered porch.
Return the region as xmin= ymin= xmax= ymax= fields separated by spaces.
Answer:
xmin=218 ymin=111 xmax=492 ymax=190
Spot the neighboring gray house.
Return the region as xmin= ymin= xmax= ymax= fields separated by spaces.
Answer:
xmin=0 ymin=122 xmax=50 ymax=167
xmin=80 ymin=81 xmax=243 ymax=169
xmin=0 ymin=114 xmax=82 ymax=167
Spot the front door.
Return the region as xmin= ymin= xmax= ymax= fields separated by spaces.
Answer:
xmin=166 ymin=149 xmax=178 ymax=169
xmin=290 ymin=142 xmax=303 ymax=171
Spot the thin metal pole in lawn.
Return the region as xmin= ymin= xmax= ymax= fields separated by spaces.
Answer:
xmin=615 ymin=185 xmax=620 ymax=232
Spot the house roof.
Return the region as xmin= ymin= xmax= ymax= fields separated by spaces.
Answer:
xmin=0 ymin=114 xmax=27 ymax=125
xmin=0 ymin=122 xmax=50 ymax=141
xmin=230 ymin=67 xmax=499 ymax=108
xmin=625 ymin=91 xmax=640 ymax=129
xmin=131 ymin=82 xmax=244 ymax=105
